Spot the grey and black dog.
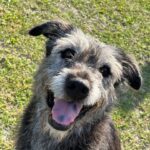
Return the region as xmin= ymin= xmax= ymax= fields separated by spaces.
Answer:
xmin=16 ymin=20 xmax=141 ymax=150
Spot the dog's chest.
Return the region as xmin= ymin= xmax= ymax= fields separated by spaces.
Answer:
xmin=31 ymin=128 xmax=99 ymax=150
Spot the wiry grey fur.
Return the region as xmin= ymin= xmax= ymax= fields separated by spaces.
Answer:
xmin=16 ymin=20 xmax=141 ymax=150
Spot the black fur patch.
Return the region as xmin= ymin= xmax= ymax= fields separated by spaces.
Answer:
xmin=29 ymin=21 xmax=74 ymax=39
xmin=116 ymin=49 xmax=141 ymax=90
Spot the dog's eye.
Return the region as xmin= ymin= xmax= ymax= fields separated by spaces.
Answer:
xmin=61 ymin=49 xmax=75 ymax=59
xmin=99 ymin=65 xmax=111 ymax=78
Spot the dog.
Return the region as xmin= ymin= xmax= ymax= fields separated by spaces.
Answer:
xmin=16 ymin=20 xmax=141 ymax=150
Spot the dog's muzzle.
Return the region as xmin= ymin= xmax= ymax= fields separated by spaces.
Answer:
xmin=46 ymin=74 xmax=94 ymax=131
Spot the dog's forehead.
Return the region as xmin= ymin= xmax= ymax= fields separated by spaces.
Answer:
xmin=52 ymin=29 xmax=99 ymax=53
xmin=49 ymin=29 xmax=123 ymax=79
xmin=52 ymin=29 xmax=118 ymax=62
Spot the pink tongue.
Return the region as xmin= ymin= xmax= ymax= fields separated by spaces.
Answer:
xmin=52 ymin=99 xmax=83 ymax=126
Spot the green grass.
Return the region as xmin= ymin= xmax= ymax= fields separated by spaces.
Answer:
xmin=0 ymin=0 xmax=149 ymax=149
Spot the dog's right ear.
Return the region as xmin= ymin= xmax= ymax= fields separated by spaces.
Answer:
xmin=29 ymin=20 xmax=73 ymax=39
xmin=117 ymin=50 xmax=142 ymax=90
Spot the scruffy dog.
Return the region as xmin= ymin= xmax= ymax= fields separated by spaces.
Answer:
xmin=16 ymin=20 xmax=141 ymax=150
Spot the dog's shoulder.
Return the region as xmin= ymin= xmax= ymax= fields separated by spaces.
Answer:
xmin=92 ymin=116 xmax=121 ymax=150
xmin=16 ymin=98 xmax=37 ymax=150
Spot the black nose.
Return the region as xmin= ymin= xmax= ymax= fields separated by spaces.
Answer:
xmin=65 ymin=79 xmax=89 ymax=100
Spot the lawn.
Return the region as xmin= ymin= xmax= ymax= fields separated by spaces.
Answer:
xmin=0 ymin=0 xmax=149 ymax=150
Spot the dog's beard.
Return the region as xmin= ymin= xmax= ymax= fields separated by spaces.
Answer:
xmin=47 ymin=90 xmax=94 ymax=131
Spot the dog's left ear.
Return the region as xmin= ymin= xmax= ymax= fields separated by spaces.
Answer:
xmin=29 ymin=20 xmax=73 ymax=39
xmin=117 ymin=51 xmax=142 ymax=90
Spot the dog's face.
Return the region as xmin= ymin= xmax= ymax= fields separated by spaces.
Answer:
xmin=29 ymin=21 xmax=141 ymax=132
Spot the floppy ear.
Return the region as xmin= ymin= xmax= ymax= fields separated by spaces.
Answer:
xmin=29 ymin=20 xmax=73 ymax=39
xmin=118 ymin=51 xmax=142 ymax=90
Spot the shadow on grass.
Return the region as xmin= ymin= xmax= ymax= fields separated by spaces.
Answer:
xmin=116 ymin=62 xmax=150 ymax=112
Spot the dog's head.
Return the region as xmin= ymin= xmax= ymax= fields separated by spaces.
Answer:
xmin=29 ymin=20 xmax=141 ymax=131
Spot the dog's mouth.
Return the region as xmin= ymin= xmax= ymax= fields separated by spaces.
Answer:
xmin=47 ymin=90 xmax=93 ymax=131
